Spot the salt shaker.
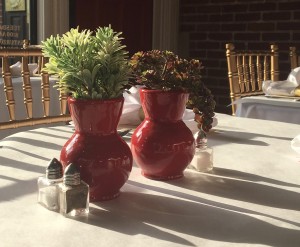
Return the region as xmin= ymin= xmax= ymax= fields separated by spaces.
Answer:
xmin=37 ymin=158 xmax=63 ymax=211
xmin=189 ymin=129 xmax=213 ymax=172
xmin=58 ymin=163 xmax=89 ymax=217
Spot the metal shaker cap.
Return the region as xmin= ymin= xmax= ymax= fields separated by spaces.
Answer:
xmin=63 ymin=163 xmax=81 ymax=186
xmin=46 ymin=158 xmax=63 ymax=179
xmin=194 ymin=129 xmax=207 ymax=149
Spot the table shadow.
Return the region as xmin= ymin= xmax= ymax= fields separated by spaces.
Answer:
xmin=0 ymin=146 xmax=50 ymax=162
xmin=0 ymin=136 xmax=63 ymax=151
xmin=0 ymin=156 xmax=45 ymax=174
xmin=32 ymin=125 xmax=74 ymax=134
xmin=212 ymin=167 xmax=300 ymax=188
xmin=209 ymin=130 xmax=268 ymax=146
xmin=208 ymin=129 xmax=293 ymax=147
xmin=0 ymin=178 xmax=37 ymax=202
xmin=128 ymin=179 xmax=300 ymax=228
xmin=75 ymin=191 xmax=300 ymax=247
xmin=1 ymin=176 xmax=299 ymax=247
xmin=167 ymin=171 xmax=300 ymax=211
xmin=27 ymin=129 xmax=71 ymax=140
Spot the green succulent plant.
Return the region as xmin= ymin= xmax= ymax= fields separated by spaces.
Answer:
xmin=41 ymin=25 xmax=130 ymax=99
xmin=129 ymin=50 xmax=216 ymax=132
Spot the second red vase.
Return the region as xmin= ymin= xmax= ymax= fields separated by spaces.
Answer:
xmin=131 ymin=89 xmax=195 ymax=180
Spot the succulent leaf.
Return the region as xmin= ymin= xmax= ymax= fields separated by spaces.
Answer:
xmin=129 ymin=50 xmax=216 ymax=132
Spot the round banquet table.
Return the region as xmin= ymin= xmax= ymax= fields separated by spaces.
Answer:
xmin=0 ymin=113 xmax=299 ymax=247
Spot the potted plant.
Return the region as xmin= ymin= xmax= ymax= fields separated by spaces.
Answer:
xmin=41 ymin=26 xmax=133 ymax=201
xmin=129 ymin=50 xmax=215 ymax=180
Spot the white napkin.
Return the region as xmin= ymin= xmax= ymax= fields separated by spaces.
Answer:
xmin=262 ymin=67 xmax=300 ymax=96
xmin=287 ymin=67 xmax=300 ymax=84
xmin=9 ymin=61 xmax=38 ymax=77
xmin=28 ymin=63 xmax=38 ymax=76
xmin=119 ymin=86 xmax=143 ymax=126
xmin=262 ymin=80 xmax=297 ymax=96
xmin=10 ymin=61 xmax=22 ymax=77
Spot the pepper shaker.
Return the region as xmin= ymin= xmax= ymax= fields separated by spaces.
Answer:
xmin=58 ymin=163 xmax=89 ymax=217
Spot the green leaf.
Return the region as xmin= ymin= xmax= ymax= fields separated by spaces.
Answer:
xmin=41 ymin=25 xmax=130 ymax=99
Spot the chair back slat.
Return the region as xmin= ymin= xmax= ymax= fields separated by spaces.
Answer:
xmin=236 ymin=55 xmax=244 ymax=93
xmin=41 ymin=68 xmax=50 ymax=117
xmin=242 ymin=55 xmax=250 ymax=92
xmin=2 ymin=56 xmax=16 ymax=121
xmin=290 ymin=47 xmax=299 ymax=70
xmin=59 ymin=91 xmax=69 ymax=115
xmin=249 ymin=56 xmax=255 ymax=91
xmin=21 ymin=56 xmax=33 ymax=119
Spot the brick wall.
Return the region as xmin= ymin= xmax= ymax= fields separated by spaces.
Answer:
xmin=0 ymin=1 xmax=2 ymax=24
xmin=179 ymin=0 xmax=300 ymax=114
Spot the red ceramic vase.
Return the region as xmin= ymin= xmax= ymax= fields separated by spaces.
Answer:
xmin=131 ymin=89 xmax=195 ymax=180
xmin=60 ymin=97 xmax=133 ymax=202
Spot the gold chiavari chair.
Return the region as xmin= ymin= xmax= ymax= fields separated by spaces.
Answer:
xmin=0 ymin=42 xmax=71 ymax=131
xmin=226 ymin=43 xmax=279 ymax=115
xmin=289 ymin=46 xmax=299 ymax=70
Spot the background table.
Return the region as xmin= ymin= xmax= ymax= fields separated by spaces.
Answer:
xmin=0 ymin=113 xmax=300 ymax=246
xmin=234 ymin=95 xmax=300 ymax=124
xmin=0 ymin=77 xmax=63 ymax=140
xmin=0 ymin=77 xmax=61 ymax=122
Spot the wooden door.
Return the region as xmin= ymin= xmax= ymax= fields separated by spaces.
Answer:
xmin=70 ymin=0 xmax=153 ymax=55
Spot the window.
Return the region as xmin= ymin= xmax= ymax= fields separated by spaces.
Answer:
xmin=0 ymin=0 xmax=37 ymax=48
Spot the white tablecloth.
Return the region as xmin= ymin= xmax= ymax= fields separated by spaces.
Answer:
xmin=235 ymin=95 xmax=300 ymax=124
xmin=0 ymin=113 xmax=299 ymax=246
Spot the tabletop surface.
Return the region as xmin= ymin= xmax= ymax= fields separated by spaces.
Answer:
xmin=0 ymin=113 xmax=300 ymax=247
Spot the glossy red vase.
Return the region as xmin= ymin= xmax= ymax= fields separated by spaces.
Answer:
xmin=131 ymin=89 xmax=195 ymax=180
xmin=60 ymin=97 xmax=132 ymax=201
